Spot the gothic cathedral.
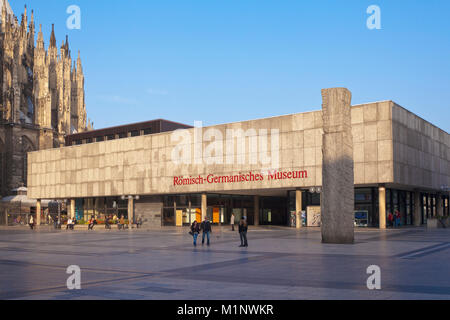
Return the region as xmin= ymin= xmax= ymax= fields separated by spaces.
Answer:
xmin=0 ymin=1 xmax=89 ymax=197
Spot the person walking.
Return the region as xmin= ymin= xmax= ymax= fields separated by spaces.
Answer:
xmin=395 ymin=210 xmax=401 ymax=228
xmin=29 ymin=215 xmax=35 ymax=230
xmin=239 ymin=216 xmax=248 ymax=247
xmin=190 ymin=220 xmax=200 ymax=246
xmin=388 ymin=212 xmax=394 ymax=228
xmin=230 ymin=213 xmax=235 ymax=231
xmin=136 ymin=215 xmax=143 ymax=228
xmin=105 ymin=215 xmax=111 ymax=230
xmin=201 ymin=217 xmax=212 ymax=246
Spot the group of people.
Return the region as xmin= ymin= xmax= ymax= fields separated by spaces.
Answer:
xmin=388 ymin=210 xmax=402 ymax=228
xmin=189 ymin=213 xmax=249 ymax=248
xmin=26 ymin=214 xmax=144 ymax=231
xmin=190 ymin=217 xmax=212 ymax=246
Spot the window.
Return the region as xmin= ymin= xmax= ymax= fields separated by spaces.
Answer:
xmin=96 ymin=136 xmax=104 ymax=142
xmin=119 ymin=132 xmax=127 ymax=139
xmin=143 ymin=128 xmax=152 ymax=135
xmin=131 ymin=130 xmax=140 ymax=137
xmin=23 ymin=153 xmax=28 ymax=186
xmin=163 ymin=208 xmax=175 ymax=226
xmin=107 ymin=135 xmax=115 ymax=141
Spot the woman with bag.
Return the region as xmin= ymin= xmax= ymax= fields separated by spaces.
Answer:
xmin=190 ymin=221 xmax=200 ymax=247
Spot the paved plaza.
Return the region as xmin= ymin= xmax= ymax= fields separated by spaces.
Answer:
xmin=0 ymin=226 xmax=449 ymax=300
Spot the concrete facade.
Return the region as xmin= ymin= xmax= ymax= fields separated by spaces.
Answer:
xmin=27 ymin=101 xmax=449 ymax=202
xmin=391 ymin=104 xmax=449 ymax=191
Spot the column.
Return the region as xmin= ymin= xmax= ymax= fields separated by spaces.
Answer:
xmin=5 ymin=209 xmax=8 ymax=226
xmin=70 ymin=199 xmax=75 ymax=219
xmin=436 ymin=194 xmax=443 ymax=217
xmin=128 ymin=196 xmax=134 ymax=226
xmin=321 ymin=88 xmax=354 ymax=244
xmin=296 ymin=190 xmax=303 ymax=229
xmin=254 ymin=196 xmax=260 ymax=226
xmin=378 ymin=186 xmax=386 ymax=229
xmin=201 ymin=193 xmax=207 ymax=221
xmin=36 ymin=200 xmax=41 ymax=226
xmin=414 ymin=191 xmax=421 ymax=226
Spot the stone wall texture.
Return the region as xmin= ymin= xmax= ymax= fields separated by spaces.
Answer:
xmin=391 ymin=104 xmax=450 ymax=190
xmin=27 ymin=101 xmax=449 ymax=200
xmin=321 ymin=88 xmax=354 ymax=244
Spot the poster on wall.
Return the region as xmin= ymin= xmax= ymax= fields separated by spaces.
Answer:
xmin=213 ymin=208 xmax=220 ymax=224
xmin=307 ymin=206 xmax=321 ymax=227
xmin=176 ymin=210 xmax=183 ymax=227
xmin=354 ymin=210 xmax=369 ymax=227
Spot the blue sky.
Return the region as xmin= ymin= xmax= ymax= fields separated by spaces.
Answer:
xmin=11 ymin=0 xmax=450 ymax=132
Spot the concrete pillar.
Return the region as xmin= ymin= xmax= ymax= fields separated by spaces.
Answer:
xmin=128 ymin=197 xmax=134 ymax=226
xmin=378 ymin=187 xmax=386 ymax=229
xmin=414 ymin=191 xmax=421 ymax=226
xmin=69 ymin=199 xmax=75 ymax=219
xmin=436 ymin=194 xmax=443 ymax=217
xmin=296 ymin=190 xmax=303 ymax=229
xmin=5 ymin=209 xmax=8 ymax=226
xmin=254 ymin=196 xmax=260 ymax=226
xmin=321 ymin=88 xmax=354 ymax=244
xmin=201 ymin=193 xmax=207 ymax=221
xmin=36 ymin=200 xmax=41 ymax=226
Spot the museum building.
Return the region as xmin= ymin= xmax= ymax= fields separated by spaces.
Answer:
xmin=26 ymin=101 xmax=450 ymax=229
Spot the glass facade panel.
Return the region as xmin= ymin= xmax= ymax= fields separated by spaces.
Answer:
xmin=190 ymin=194 xmax=202 ymax=207
xmin=406 ymin=192 xmax=412 ymax=225
xmin=163 ymin=208 xmax=175 ymax=226
xmin=355 ymin=188 xmax=377 ymax=228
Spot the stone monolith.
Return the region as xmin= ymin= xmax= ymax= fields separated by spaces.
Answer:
xmin=321 ymin=88 xmax=355 ymax=244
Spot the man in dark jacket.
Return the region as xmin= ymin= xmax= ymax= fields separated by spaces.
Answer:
xmin=239 ymin=217 xmax=248 ymax=247
xmin=201 ymin=217 xmax=212 ymax=246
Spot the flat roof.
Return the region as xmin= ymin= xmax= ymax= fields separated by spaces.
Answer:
xmin=66 ymin=119 xmax=192 ymax=145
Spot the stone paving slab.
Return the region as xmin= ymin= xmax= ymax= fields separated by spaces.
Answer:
xmin=0 ymin=226 xmax=449 ymax=300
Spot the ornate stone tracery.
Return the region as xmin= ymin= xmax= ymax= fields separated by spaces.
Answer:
xmin=0 ymin=1 xmax=88 ymax=196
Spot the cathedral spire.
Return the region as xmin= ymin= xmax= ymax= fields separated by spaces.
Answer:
xmin=1 ymin=0 xmax=13 ymax=23
xmin=65 ymin=35 xmax=70 ymax=56
xmin=77 ymin=50 xmax=83 ymax=74
xmin=30 ymin=9 xmax=34 ymax=30
xmin=50 ymin=23 xmax=56 ymax=47
xmin=20 ymin=5 xmax=28 ymax=33
xmin=1 ymin=1 xmax=6 ymax=31
xmin=28 ymin=9 xmax=35 ymax=47
xmin=36 ymin=24 xmax=44 ymax=49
